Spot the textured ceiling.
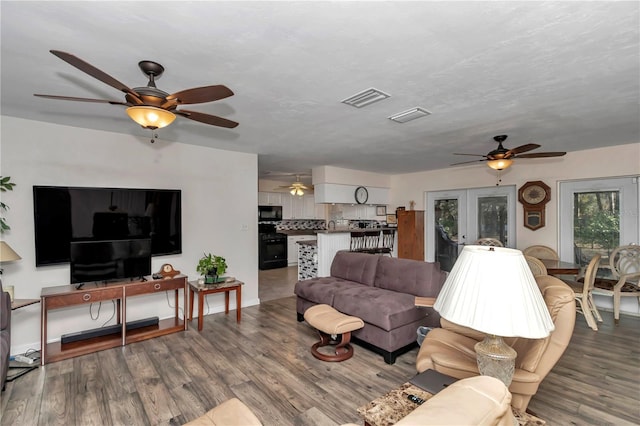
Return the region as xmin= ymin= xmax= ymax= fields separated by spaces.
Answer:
xmin=1 ymin=1 xmax=638 ymax=186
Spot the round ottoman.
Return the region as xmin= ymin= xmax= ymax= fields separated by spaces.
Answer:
xmin=303 ymin=304 xmax=364 ymax=362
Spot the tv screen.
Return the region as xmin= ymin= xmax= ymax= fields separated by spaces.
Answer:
xmin=33 ymin=186 xmax=181 ymax=266
xmin=70 ymin=239 xmax=152 ymax=284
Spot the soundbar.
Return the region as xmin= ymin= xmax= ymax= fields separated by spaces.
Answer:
xmin=60 ymin=316 xmax=160 ymax=344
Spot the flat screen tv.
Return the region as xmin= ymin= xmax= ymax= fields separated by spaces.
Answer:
xmin=70 ymin=239 xmax=152 ymax=286
xmin=33 ymin=186 xmax=181 ymax=266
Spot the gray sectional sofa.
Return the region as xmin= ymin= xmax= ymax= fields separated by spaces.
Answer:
xmin=295 ymin=251 xmax=447 ymax=364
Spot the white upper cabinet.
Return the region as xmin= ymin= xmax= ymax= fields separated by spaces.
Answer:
xmin=258 ymin=191 xmax=283 ymax=206
xmin=314 ymin=183 xmax=389 ymax=205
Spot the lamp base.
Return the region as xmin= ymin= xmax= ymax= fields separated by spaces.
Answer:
xmin=474 ymin=335 xmax=517 ymax=387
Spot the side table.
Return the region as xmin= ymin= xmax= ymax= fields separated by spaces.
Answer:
xmin=188 ymin=279 xmax=243 ymax=331
xmin=8 ymin=299 xmax=41 ymax=381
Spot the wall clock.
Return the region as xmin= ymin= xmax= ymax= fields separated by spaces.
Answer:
xmin=354 ymin=186 xmax=369 ymax=204
xmin=157 ymin=263 xmax=180 ymax=279
xmin=518 ymin=181 xmax=551 ymax=230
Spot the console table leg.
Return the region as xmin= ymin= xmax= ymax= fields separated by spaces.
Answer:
xmin=198 ymin=293 xmax=204 ymax=331
xmin=225 ymin=292 xmax=230 ymax=315
xmin=236 ymin=287 xmax=242 ymax=323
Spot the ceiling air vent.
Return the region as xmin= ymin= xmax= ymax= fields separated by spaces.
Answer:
xmin=341 ymin=88 xmax=390 ymax=108
xmin=388 ymin=107 xmax=431 ymax=123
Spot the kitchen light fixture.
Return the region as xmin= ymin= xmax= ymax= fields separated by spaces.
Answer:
xmin=341 ymin=88 xmax=390 ymax=108
xmin=487 ymin=159 xmax=513 ymax=170
xmin=290 ymin=187 xmax=304 ymax=196
xmin=388 ymin=107 xmax=431 ymax=123
xmin=126 ymin=106 xmax=176 ymax=130
xmin=433 ymin=245 xmax=554 ymax=386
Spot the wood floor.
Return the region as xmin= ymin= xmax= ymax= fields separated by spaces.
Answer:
xmin=1 ymin=266 xmax=639 ymax=425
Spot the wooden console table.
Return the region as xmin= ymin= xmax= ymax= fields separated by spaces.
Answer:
xmin=40 ymin=275 xmax=187 ymax=365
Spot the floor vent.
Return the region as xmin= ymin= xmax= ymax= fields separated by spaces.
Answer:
xmin=388 ymin=107 xmax=431 ymax=123
xmin=341 ymin=88 xmax=390 ymax=108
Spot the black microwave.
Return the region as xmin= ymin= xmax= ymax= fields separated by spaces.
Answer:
xmin=258 ymin=205 xmax=282 ymax=221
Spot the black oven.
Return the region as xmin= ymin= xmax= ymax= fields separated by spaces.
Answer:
xmin=258 ymin=205 xmax=282 ymax=221
xmin=258 ymin=224 xmax=287 ymax=270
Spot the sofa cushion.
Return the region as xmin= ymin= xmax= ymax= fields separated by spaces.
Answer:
xmin=374 ymin=256 xmax=447 ymax=297
xmin=332 ymin=286 xmax=425 ymax=331
xmin=330 ymin=251 xmax=380 ymax=287
xmin=294 ymin=277 xmax=367 ymax=306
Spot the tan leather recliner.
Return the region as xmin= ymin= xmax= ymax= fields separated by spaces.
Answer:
xmin=416 ymin=275 xmax=576 ymax=412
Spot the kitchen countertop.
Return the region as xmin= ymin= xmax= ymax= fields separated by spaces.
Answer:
xmin=315 ymin=227 xmax=397 ymax=234
xmin=278 ymin=230 xmax=322 ymax=236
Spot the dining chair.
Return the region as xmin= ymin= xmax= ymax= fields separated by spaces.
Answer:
xmin=592 ymin=245 xmax=640 ymax=324
xmin=474 ymin=238 xmax=503 ymax=247
xmin=525 ymin=255 xmax=547 ymax=277
xmin=562 ymin=253 xmax=603 ymax=331
xmin=523 ymin=245 xmax=559 ymax=260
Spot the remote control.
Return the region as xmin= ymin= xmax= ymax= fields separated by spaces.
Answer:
xmin=14 ymin=355 xmax=35 ymax=365
xmin=407 ymin=394 xmax=425 ymax=405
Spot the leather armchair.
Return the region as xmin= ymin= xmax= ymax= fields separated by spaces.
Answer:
xmin=416 ymin=275 xmax=576 ymax=412
xmin=1 ymin=279 xmax=11 ymax=391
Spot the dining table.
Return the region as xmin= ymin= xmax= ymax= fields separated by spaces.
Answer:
xmin=540 ymin=259 xmax=582 ymax=276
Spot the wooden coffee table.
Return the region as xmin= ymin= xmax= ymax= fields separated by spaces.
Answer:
xmin=357 ymin=382 xmax=545 ymax=426
xmin=188 ymin=279 xmax=243 ymax=331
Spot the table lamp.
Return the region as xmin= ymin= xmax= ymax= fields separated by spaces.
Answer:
xmin=1 ymin=241 xmax=22 ymax=301
xmin=433 ymin=245 xmax=554 ymax=386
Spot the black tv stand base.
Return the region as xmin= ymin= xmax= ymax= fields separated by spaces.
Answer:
xmin=60 ymin=316 xmax=159 ymax=344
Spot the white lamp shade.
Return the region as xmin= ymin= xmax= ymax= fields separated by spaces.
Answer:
xmin=434 ymin=245 xmax=554 ymax=339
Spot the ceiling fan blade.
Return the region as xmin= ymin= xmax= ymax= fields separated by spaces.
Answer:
xmin=453 ymin=153 xmax=487 ymax=157
xmin=49 ymin=50 xmax=141 ymax=101
xmin=34 ymin=94 xmax=128 ymax=105
xmin=516 ymin=152 xmax=567 ymax=158
xmin=167 ymin=85 xmax=234 ymax=104
xmin=176 ymin=109 xmax=238 ymax=128
xmin=508 ymin=143 xmax=540 ymax=155
xmin=450 ymin=159 xmax=486 ymax=166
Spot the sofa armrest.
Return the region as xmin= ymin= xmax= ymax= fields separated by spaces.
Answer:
xmin=1 ymin=290 xmax=10 ymax=330
xmin=395 ymin=376 xmax=515 ymax=426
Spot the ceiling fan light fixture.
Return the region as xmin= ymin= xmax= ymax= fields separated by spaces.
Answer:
xmin=487 ymin=159 xmax=513 ymax=170
xmin=126 ymin=106 xmax=176 ymax=129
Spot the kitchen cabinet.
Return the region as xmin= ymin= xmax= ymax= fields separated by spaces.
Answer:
xmin=283 ymin=194 xmax=320 ymax=219
xmin=288 ymin=234 xmax=317 ymax=265
xmin=397 ymin=210 xmax=424 ymax=260
xmin=258 ymin=191 xmax=283 ymax=206
xmin=314 ymin=183 xmax=389 ymax=205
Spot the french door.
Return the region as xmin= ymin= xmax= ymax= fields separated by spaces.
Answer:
xmin=426 ymin=186 xmax=516 ymax=271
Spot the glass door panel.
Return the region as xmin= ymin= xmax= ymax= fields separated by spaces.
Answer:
xmin=434 ymin=198 xmax=460 ymax=272
xmin=476 ymin=195 xmax=508 ymax=245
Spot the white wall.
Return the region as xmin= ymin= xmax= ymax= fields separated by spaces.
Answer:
xmin=312 ymin=165 xmax=391 ymax=187
xmin=1 ymin=116 xmax=259 ymax=355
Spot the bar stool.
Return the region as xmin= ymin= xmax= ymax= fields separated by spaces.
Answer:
xmin=350 ymin=231 xmax=366 ymax=252
xmin=371 ymin=229 xmax=395 ymax=256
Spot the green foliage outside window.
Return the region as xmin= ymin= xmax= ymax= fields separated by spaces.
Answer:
xmin=573 ymin=191 xmax=620 ymax=252
xmin=0 ymin=176 xmax=16 ymax=233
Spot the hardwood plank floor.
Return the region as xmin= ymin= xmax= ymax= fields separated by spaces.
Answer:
xmin=1 ymin=267 xmax=639 ymax=425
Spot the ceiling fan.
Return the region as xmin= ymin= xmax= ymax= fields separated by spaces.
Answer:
xmin=451 ymin=135 xmax=566 ymax=170
xmin=34 ymin=50 xmax=238 ymax=135
xmin=278 ymin=175 xmax=310 ymax=196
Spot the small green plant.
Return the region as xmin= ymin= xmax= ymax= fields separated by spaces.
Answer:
xmin=0 ymin=176 xmax=16 ymax=233
xmin=196 ymin=253 xmax=227 ymax=277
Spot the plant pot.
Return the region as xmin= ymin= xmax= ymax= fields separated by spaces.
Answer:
xmin=205 ymin=268 xmax=218 ymax=284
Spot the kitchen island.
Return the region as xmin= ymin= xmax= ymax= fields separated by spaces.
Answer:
xmin=297 ymin=229 xmax=397 ymax=279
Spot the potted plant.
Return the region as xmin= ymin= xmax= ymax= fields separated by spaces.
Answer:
xmin=196 ymin=253 xmax=227 ymax=284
